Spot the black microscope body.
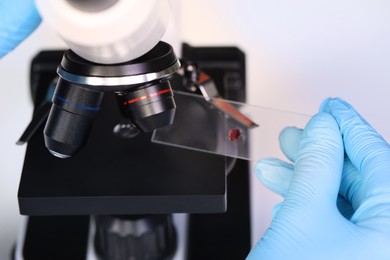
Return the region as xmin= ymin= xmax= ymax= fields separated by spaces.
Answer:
xmin=14 ymin=43 xmax=251 ymax=260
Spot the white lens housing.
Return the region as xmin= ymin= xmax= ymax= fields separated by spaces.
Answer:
xmin=35 ymin=0 xmax=171 ymax=64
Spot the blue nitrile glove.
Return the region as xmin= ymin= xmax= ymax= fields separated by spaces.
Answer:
xmin=247 ymin=98 xmax=390 ymax=260
xmin=0 ymin=0 xmax=41 ymax=58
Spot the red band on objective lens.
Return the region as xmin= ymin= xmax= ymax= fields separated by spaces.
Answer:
xmin=123 ymin=88 xmax=172 ymax=106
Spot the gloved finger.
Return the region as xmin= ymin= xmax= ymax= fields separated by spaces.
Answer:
xmin=286 ymin=112 xmax=344 ymax=208
xmin=256 ymin=158 xmax=293 ymax=197
xmin=279 ymin=122 xmax=365 ymax=211
xmin=271 ymin=201 xmax=284 ymax=219
xmin=0 ymin=0 xmax=41 ymax=58
xmin=280 ymin=124 xmax=365 ymax=210
xmin=337 ymin=195 xmax=355 ymax=220
xmin=339 ymin=157 xmax=363 ymax=211
xmin=320 ymin=98 xmax=390 ymax=200
xmin=278 ymin=126 xmax=363 ymax=207
xmin=279 ymin=127 xmax=303 ymax=162
xmin=279 ymin=125 xmax=364 ymax=212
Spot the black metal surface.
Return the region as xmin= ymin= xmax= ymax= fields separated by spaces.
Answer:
xmin=21 ymin=216 xmax=90 ymax=260
xmin=62 ymin=42 xmax=177 ymax=77
xmin=18 ymin=49 xmax=226 ymax=215
xmin=18 ymin=93 xmax=226 ymax=215
xmin=181 ymin=43 xmax=246 ymax=102
xmin=17 ymin=101 xmax=51 ymax=145
xmin=187 ymin=160 xmax=251 ymax=260
xmin=182 ymin=44 xmax=251 ymax=260
xmin=17 ymin=44 xmax=251 ymax=259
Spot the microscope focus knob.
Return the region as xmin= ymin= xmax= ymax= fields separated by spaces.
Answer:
xmin=94 ymin=215 xmax=177 ymax=260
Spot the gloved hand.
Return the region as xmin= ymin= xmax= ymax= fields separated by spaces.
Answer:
xmin=0 ymin=0 xmax=41 ymax=58
xmin=247 ymin=98 xmax=390 ymax=260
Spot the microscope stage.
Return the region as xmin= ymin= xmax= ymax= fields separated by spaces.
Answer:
xmin=18 ymin=93 xmax=226 ymax=216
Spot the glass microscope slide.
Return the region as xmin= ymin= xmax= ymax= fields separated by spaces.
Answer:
xmin=152 ymin=91 xmax=310 ymax=161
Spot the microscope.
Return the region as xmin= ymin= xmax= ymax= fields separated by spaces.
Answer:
xmin=13 ymin=1 xmax=251 ymax=259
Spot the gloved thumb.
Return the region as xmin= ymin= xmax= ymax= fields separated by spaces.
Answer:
xmin=284 ymin=112 xmax=344 ymax=211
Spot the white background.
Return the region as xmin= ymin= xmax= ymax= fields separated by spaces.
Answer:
xmin=1 ymin=0 xmax=390 ymax=258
